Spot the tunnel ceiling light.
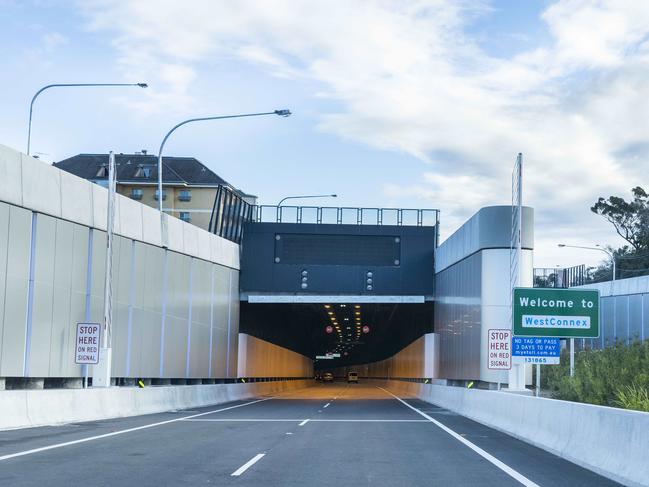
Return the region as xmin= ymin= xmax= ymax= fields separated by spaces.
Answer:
xmin=324 ymin=304 xmax=331 ymax=308
xmin=328 ymin=311 xmax=333 ymax=315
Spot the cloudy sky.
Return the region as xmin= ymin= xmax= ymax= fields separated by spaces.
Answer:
xmin=1 ymin=0 xmax=648 ymax=268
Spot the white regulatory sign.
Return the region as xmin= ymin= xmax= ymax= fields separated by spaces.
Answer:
xmin=75 ymin=323 xmax=101 ymax=364
xmin=487 ymin=329 xmax=511 ymax=370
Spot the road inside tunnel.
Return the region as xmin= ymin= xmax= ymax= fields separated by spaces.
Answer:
xmin=239 ymin=301 xmax=434 ymax=367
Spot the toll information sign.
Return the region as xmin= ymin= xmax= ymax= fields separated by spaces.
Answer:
xmin=512 ymin=336 xmax=561 ymax=364
xmin=487 ymin=329 xmax=511 ymax=370
xmin=513 ymin=288 xmax=600 ymax=338
xmin=75 ymin=323 xmax=101 ymax=364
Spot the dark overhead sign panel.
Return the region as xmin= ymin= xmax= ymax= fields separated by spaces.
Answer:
xmin=274 ymin=233 xmax=401 ymax=266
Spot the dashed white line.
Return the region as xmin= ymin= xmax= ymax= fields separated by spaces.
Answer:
xmin=0 ymin=397 xmax=273 ymax=462
xmin=378 ymin=387 xmax=540 ymax=487
xmin=323 ymin=402 xmax=330 ymax=408
xmin=298 ymin=419 xmax=310 ymax=426
xmin=231 ymin=453 xmax=265 ymax=476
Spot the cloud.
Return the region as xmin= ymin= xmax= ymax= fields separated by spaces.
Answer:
xmin=79 ymin=0 xmax=649 ymax=264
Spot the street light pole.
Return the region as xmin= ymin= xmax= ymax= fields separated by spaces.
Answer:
xmin=557 ymin=244 xmax=616 ymax=282
xmin=277 ymin=194 xmax=338 ymax=206
xmin=557 ymin=243 xmax=616 ymax=377
xmin=27 ymin=82 xmax=148 ymax=155
xmin=156 ymin=110 xmax=291 ymax=244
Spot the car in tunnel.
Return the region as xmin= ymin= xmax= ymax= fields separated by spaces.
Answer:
xmin=322 ymin=372 xmax=334 ymax=382
xmin=347 ymin=372 xmax=359 ymax=383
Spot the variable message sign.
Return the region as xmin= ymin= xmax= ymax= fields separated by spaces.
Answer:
xmin=513 ymin=288 xmax=599 ymax=338
xmin=512 ymin=336 xmax=561 ymax=364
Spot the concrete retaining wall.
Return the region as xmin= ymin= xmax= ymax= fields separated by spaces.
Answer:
xmin=379 ymin=379 xmax=649 ymax=487
xmin=0 ymin=380 xmax=313 ymax=430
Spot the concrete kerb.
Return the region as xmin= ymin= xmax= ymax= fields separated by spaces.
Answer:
xmin=375 ymin=379 xmax=649 ymax=487
xmin=0 ymin=380 xmax=313 ymax=431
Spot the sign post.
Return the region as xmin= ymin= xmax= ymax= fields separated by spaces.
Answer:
xmin=513 ymin=288 xmax=600 ymax=395
xmin=487 ymin=329 xmax=512 ymax=370
xmin=75 ymin=323 xmax=101 ymax=364
xmin=513 ymin=288 xmax=600 ymax=338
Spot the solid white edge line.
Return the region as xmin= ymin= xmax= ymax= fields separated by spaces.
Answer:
xmin=323 ymin=402 xmax=330 ymax=408
xmin=377 ymin=387 xmax=540 ymax=487
xmin=0 ymin=397 xmax=273 ymax=462
xmin=298 ymin=419 xmax=309 ymax=426
xmin=231 ymin=453 xmax=265 ymax=476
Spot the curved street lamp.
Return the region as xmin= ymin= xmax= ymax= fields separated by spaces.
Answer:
xmin=557 ymin=243 xmax=616 ymax=282
xmin=156 ymin=109 xmax=291 ymax=243
xmin=27 ymin=82 xmax=148 ymax=155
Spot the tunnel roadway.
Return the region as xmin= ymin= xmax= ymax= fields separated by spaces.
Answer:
xmin=0 ymin=383 xmax=619 ymax=486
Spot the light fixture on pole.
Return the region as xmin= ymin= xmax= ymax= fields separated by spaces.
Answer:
xmin=156 ymin=109 xmax=291 ymax=244
xmin=93 ymin=150 xmax=117 ymax=388
xmin=27 ymin=82 xmax=148 ymax=155
xmin=277 ymin=194 xmax=338 ymax=206
xmin=557 ymin=244 xmax=616 ymax=282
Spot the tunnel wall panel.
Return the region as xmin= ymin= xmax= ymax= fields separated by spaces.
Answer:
xmin=237 ymin=333 xmax=313 ymax=378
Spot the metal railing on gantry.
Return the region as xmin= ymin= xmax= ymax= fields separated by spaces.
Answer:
xmin=252 ymin=205 xmax=440 ymax=228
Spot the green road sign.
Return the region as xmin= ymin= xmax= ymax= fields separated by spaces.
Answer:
xmin=513 ymin=288 xmax=600 ymax=338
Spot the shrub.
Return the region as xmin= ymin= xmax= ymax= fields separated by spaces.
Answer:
xmin=542 ymin=339 xmax=649 ymax=409
xmin=614 ymin=384 xmax=649 ymax=412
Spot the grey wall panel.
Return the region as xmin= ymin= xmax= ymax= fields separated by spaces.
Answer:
xmin=28 ymin=214 xmax=58 ymax=376
xmin=628 ymin=295 xmax=642 ymax=343
xmin=435 ymin=252 xmax=481 ymax=380
xmin=615 ymin=296 xmax=629 ymax=345
xmin=601 ymin=298 xmax=615 ymax=347
xmin=110 ymin=236 xmax=131 ymax=377
xmin=188 ymin=259 xmax=211 ymax=378
xmin=228 ymin=270 xmax=240 ymax=377
xmin=162 ymin=253 xmax=191 ymax=377
xmin=132 ymin=242 xmax=164 ymax=378
xmin=47 ymin=220 xmax=88 ymax=377
xmin=2 ymin=205 xmax=32 ymax=376
xmin=211 ymin=265 xmax=230 ymax=378
xmin=0 ymin=203 xmax=11 ymax=374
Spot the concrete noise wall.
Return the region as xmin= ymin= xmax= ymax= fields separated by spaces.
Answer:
xmin=237 ymin=334 xmax=314 ymax=378
xmin=378 ymin=379 xmax=649 ymax=487
xmin=0 ymin=145 xmax=241 ymax=380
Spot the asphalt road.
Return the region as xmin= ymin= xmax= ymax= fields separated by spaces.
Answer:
xmin=0 ymin=383 xmax=620 ymax=486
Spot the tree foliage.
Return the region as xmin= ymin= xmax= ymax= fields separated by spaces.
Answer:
xmin=591 ymin=186 xmax=649 ymax=251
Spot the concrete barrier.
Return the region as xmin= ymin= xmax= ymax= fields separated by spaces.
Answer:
xmin=377 ymin=380 xmax=649 ymax=487
xmin=0 ymin=380 xmax=313 ymax=430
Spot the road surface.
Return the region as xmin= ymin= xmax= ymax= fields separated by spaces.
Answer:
xmin=0 ymin=383 xmax=619 ymax=486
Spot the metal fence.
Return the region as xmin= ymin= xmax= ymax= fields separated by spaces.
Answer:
xmin=208 ymin=186 xmax=253 ymax=244
xmin=533 ymin=265 xmax=587 ymax=288
xmin=251 ymin=205 xmax=440 ymax=228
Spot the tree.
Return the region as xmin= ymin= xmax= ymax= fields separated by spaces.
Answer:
xmin=591 ymin=187 xmax=649 ymax=251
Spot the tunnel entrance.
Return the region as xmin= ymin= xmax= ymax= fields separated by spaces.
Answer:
xmin=240 ymin=301 xmax=433 ymax=368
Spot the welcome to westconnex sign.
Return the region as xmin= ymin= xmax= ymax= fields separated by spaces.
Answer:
xmin=513 ymin=288 xmax=600 ymax=338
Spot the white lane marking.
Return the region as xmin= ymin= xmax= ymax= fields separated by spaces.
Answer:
xmin=183 ymin=418 xmax=428 ymax=423
xmin=323 ymin=402 xmax=330 ymax=408
xmin=231 ymin=453 xmax=265 ymax=476
xmin=0 ymin=397 xmax=273 ymax=462
xmin=378 ymin=387 xmax=540 ymax=487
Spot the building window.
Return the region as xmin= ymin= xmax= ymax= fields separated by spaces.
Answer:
xmin=95 ymin=165 xmax=108 ymax=178
xmin=130 ymin=188 xmax=143 ymax=200
xmin=134 ymin=165 xmax=152 ymax=178
xmin=179 ymin=211 xmax=191 ymax=223
xmin=178 ymin=189 xmax=191 ymax=202
xmin=154 ymin=189 xmax=167 ymax=201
